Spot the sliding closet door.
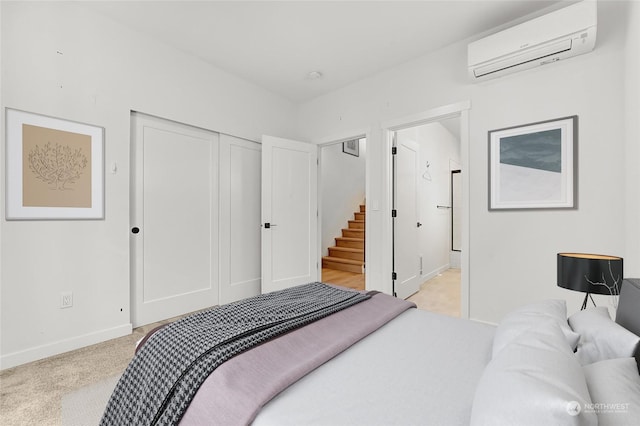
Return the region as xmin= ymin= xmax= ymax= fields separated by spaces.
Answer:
xmin=219 ymin=134 xmax=262 ymax=304
xmin=131 ymin=113 xmax=219 ymax=327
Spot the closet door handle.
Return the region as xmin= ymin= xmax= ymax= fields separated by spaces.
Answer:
xmin=264 ymin=223 xmax=278 ymax=229
xmin=131 ymin=227 xmax=140 ymax=234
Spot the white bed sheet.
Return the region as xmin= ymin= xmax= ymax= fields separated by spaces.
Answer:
xmin=253 ymin=308 xmax=496 ymax=426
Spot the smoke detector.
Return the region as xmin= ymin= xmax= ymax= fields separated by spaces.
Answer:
xmin=306 ymin=71 xmax=323 ymax=80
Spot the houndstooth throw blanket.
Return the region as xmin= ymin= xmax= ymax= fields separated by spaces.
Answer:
xmin=100 ymin=282 xmax=370 ymax=426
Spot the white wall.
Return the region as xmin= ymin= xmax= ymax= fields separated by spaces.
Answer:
xmin=321 ymin=139 xmax=366 ymax=256
xmin=0 ymin=2 xmax=296 ymax=368
xmin=396 ymin=122 xmax=460 ymax=279
xmin=297 ymin=1 xmax=635 ymax=323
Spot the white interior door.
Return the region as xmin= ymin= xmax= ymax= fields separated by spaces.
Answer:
xmin=261 ymin=135 xmax=318 ymax=293
xmin=219 ymin=134 xmax=262 ymax=304
xmin=394 ymin=137 xmax=422 ymax=299
xmin=131 ymin=113 xmax=219 ymax=327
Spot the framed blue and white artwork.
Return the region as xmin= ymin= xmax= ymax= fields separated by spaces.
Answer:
xmin=488 ymin=116 xmax=577 ymax=210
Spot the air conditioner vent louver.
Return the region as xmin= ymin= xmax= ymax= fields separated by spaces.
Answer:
xmin=473 ymin=39 xmax=572 ymax=78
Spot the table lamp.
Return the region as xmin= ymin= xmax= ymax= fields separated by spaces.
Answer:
xmin=557 ymin=253 xmax=623 ymax=310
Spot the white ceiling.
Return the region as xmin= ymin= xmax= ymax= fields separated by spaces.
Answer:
xmin=84 ymin=0 xmax=564 ymax=103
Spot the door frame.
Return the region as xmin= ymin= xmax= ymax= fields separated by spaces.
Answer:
xmin=314 ymin=128 xmax=370 ymax=288
xmin=381 ymin=101 xmax=471 ymax=318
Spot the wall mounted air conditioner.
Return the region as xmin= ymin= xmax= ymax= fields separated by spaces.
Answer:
xmin=468 ymin=1 xmax=597 ymax=81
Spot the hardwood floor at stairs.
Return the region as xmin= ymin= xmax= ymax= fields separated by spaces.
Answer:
xmin=321 ymin=268 xmax=365 ymax=291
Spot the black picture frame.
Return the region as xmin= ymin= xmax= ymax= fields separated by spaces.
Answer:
xmin=342 ymin=139 xmax=359 ymax=157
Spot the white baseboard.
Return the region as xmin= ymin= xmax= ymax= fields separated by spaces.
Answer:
xmin=0 ymin=323 xmax=132 ymax=370
xmin=421 ymin=263 xmax=451 ymax=282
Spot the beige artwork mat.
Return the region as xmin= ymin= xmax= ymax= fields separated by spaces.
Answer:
xmin=5 ymin=108 xmax=104 ymax=220
xmin=22 ymin=124 xmax=93 ymax=208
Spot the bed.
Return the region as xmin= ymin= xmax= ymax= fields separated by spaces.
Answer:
xmin=101 ymin=279 xmax=640 ymax=426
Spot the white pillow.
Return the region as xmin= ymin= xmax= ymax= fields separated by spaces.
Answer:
xmin=568 ymin=307 xmax=640 ymax=365
xmin=583 ymin=357 xmax=640 ymax=426
xmin=471 ymin=319 xmax=597 ymax=426
xmin=492 ymin=299 xmax=580 ymax=357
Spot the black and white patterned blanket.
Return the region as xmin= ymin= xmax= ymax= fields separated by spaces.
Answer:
xmin=100 ymin=282 xmax=370 ymax=426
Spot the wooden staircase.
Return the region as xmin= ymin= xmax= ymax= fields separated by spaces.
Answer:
xmin=322 ymin=204 xmax=365 ymax=274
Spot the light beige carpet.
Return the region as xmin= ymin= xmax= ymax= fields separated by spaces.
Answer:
xmin=61 ymin=375 xmax=118 ymax=426
xmin=0 ymin=318 xmax=176 ymax=426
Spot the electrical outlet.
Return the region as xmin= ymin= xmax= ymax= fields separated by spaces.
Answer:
xmin=61 ymin=292 xmax=73 ymax=309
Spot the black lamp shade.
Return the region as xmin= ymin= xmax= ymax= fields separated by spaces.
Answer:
xmin=557 ymin=253 xmax=624 ymax=295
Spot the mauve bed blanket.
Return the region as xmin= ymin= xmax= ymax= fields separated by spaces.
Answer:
xmin=179 ymin=291 xmax=415 ymax=425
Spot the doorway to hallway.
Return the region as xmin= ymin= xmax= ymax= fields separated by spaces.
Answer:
xmin=383 ymin=101 xmax=470 ymax=318
xmin=319 ymin=137 xmax=367 ymax=289
xmin=392 ymin=118 xmax=462 ymax=300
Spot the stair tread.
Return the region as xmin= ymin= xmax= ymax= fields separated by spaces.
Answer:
xmin=329 ymin=246 xmax=363 ymax=253
xmin=322 ymin=256 xmax=364 ymax=265
xmin=342 ymin=229 xmax=364 ymax=237
xmin=326 ymin=203 xmax=366 ymax=266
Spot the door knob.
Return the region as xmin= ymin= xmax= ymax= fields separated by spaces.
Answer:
xmin=264 ymin=223 xmax=278 ymax=229
xmin=131 ymin=227 xmax=140 ymax=234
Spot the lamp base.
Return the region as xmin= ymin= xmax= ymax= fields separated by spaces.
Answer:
xmin=581 ymin=293 xmax=596 ymax=310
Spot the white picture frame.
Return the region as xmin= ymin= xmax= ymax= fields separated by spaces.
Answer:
xmin=5 ymin=108 xmax=104 ymax=220
xmin=488 ymin=116 xmax=577 ymax=210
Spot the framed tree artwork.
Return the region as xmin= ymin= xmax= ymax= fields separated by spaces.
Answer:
xmin=488 ymin=116 xmax=577 ymax=210
xmin=5 ymin=108 xmax=104 ymax=219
